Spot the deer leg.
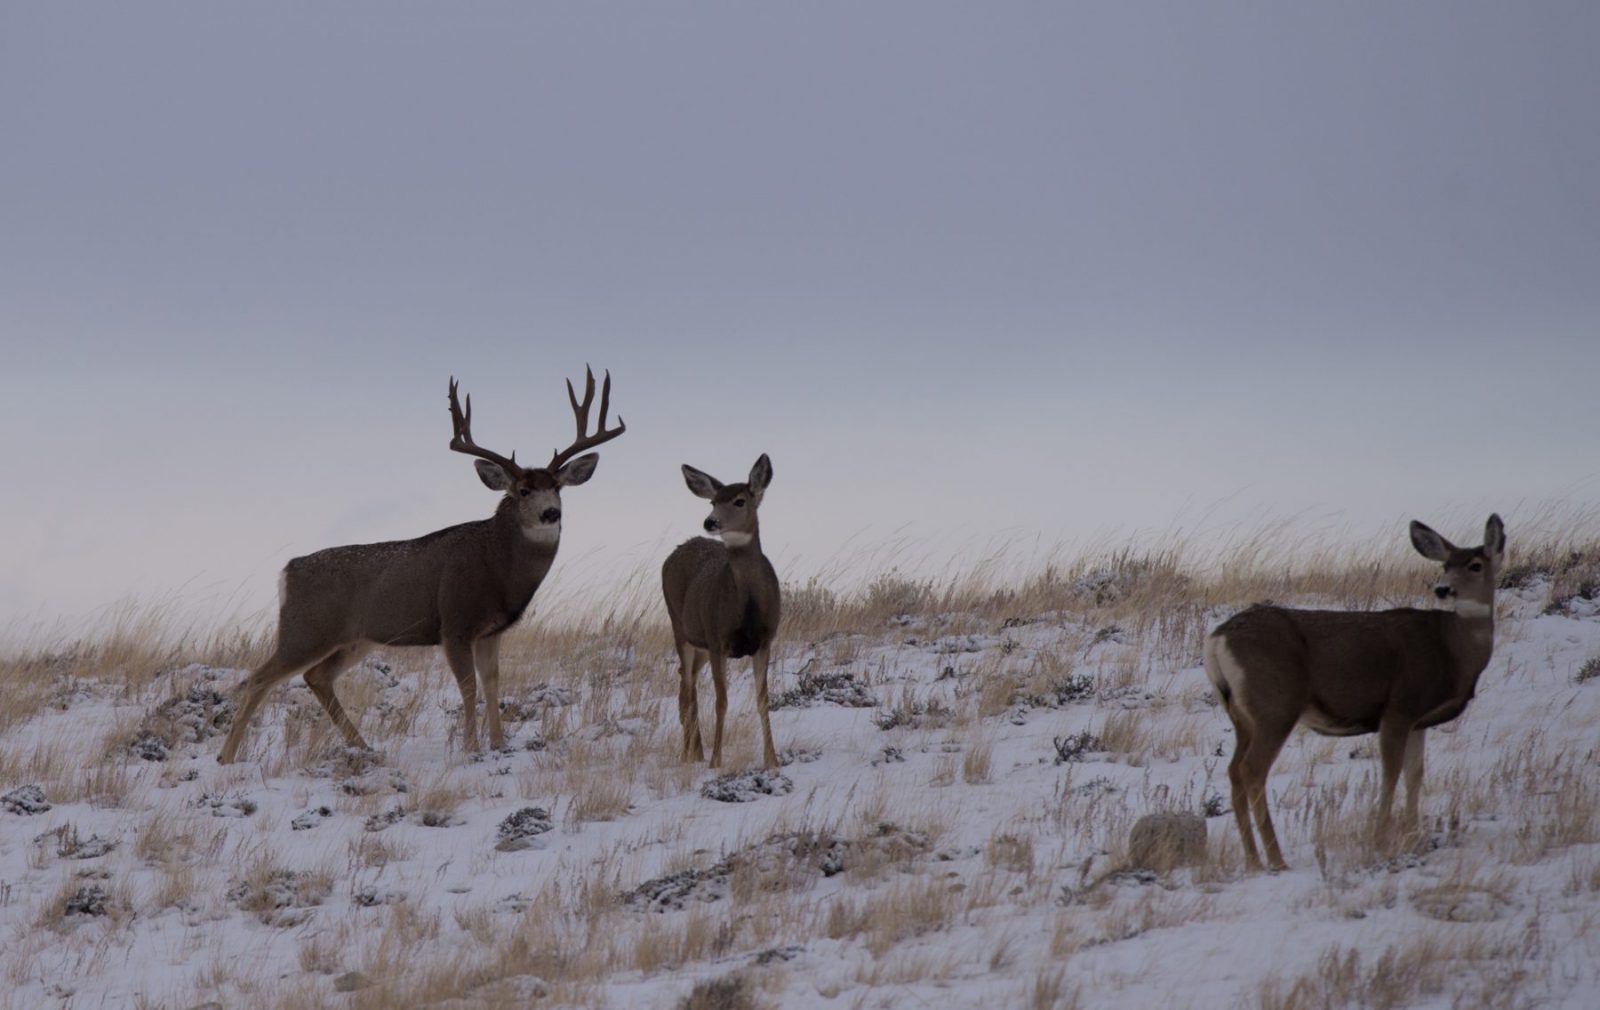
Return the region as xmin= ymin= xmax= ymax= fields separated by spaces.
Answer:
xmin=1375 ymin=715 xmax=1409 ymax=839
xmin=708 ymin=651 xmax=729 ymax=769
xmin=1225 ymin=714 xmax=1263 ymax=870
xmin=218 ymin=643 xmax=336 ymax=764
xmin=1241 ymin=722 xmax=1294 ymax=871
xmin=677 ymin=642 xmax=706 ymax=762
xmin=302 ymin=646 xmax=371 ymax=751
xmin=475 ymin=635 xmax=506 ymax=751
xmin=1402 ymin=728 xmax=1426 ymax=829
xmin=753 ymin=645 xmax=778 ymax=770
xmin=442 ymin=638 xmax=480 ymax=753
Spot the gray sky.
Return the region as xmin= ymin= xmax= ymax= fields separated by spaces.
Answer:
xmin=3 ymin=2 xmax=1597 ymax=637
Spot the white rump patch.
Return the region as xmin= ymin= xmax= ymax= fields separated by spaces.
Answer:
xmin=719 ymin=531 xmax=753 ymax=548
xmin=1202 ymin=634 xmax=1238 ymax=700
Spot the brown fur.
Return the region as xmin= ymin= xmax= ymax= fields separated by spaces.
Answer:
xmin=1204 ymin=515 xmax=1504 ymax=870
xmin=217 ymin=374 xmax=621 ymax=763
xmin=662 ymin=458 xmax=782 ymax=769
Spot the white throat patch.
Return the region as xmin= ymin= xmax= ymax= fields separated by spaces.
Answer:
xmin=719 ymin=531 xmax=753 ymax=548
xmin=522 ymin=523 xmax=561 ymax=544
xmin=1452 ymin=599 xmax=1493 ymax=619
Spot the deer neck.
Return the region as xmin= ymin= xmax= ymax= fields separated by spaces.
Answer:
xmin=721 ymin=527 xmax=766 ymax=584
xmin=1443 ymin=596 xmax=1495 ymax=690
xmin=492 ymin=501 xmax=560 ymax=560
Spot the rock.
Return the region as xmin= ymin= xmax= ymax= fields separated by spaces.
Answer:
xmin=3 ymin=785 xmax=50 ymax=815
xmin=753 ymin=945 xmax=805 ymax=965
xmin=771 ymin=669 xmax=877 ymax=710
xmin=623 ymin=864 xmax=730 ymax=912
xmin=129 ymin=731 xmax=170 ymax=762
xmin=54 ymin=828 xmax=117 ymax=859
xmin=194 ymin=792 xmax=257 ymax=818
xmin=130 ymin=679 xmax=236 ymax=761
xmin=495 ymin=807 xmax=553 ymax=851
xmin=700 ymin=769 xmax=794 ymax=803
xmin=352 ymin=886 xmax=401 ymax=907
xmin=291 ymin=806 xmax=333 ymax=830
xmin=1127 ymin=812 xmax=1206 ymax=871
xmin=1411 ymin=884 xmax=1509 ymax=922
xmin=363 ymin=806 xmax=408 ymax=832
xmin=65 ymin=885 xmax=110 ymax=917
xmin=333 ymin=971 xmax=373 ymax=992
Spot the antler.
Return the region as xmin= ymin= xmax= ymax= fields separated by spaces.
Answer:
xmin=447 ymin=378 xmax=522 ymax=475
xmin=548 ymin=366 xmax=626 ymax=470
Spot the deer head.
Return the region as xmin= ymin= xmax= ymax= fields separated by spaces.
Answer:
xmin=1409 ymin=514 xmax=1506 ymax=618
xmin=681 ymin=454 xmax=773 ymax=549
xmin=448 ymin=368 xmax=626 ymax=540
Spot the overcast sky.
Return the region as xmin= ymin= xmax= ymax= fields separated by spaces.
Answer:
xmin=3 ymin=2 xmax=1597 ymax=638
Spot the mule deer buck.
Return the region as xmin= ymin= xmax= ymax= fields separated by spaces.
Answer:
xmin=217 ymin=369 xmax=625 ymax=764
xmin=661 ymin=454 xmax=781 ymax=769
xmin=1203 ymin=514 xmax=1505 ymax=870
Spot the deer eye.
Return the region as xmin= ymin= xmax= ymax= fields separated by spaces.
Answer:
xmin=519 ymin=488 xmax=531 ymax=498
xmin=734 ymin=498 xmax=746 ymax=508
xmin=1468 ymin=561 xmax=1483 ymax=572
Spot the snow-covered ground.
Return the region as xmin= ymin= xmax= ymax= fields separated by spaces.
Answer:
xmin=3 ymin=576 xmax=1598 ymax=1009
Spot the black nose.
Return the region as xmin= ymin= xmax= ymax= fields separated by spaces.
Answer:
xmin=541 ymin=508 xmax=561 ymax=524
xmin=1434 ymin=586 xmax=1451 ymax=599
xmin=704 ymin=518 xmax=720 ymax=532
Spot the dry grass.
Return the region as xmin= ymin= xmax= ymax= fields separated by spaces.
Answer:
xmin=2 ymin=510 xmax=1598 ymax=1008
xmin=962 ymin=737 xmax=994 ymax=784
xmin=565 ymin=770 xmax=635 ymax=824
xmin=1029 ymin=967 xmax=1083 ymax=1010
xmin=1254 ymin=925 xmax=1539 ymax=1010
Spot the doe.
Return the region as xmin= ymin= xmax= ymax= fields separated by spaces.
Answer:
xmin=661 ymin=455 xmax=782 ymax=769
xmin=217 ymin=369 xmax=624 ymax=764
xmin=1203 ymin=514 xmax=1505 ymax=870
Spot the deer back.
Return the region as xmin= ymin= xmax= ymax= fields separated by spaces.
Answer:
xmin=1214 ymin=604 xmax=1472 ymax=733
xmin=279 ymin=505 xmax=558 ymax=650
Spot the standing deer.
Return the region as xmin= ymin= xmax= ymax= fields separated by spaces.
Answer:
xmin=217 ymin=369 xmax=625 ymax=764
xmin=661 ymin=454 xmax=782 ymax=769
xmin=1203 ymin=514 xmax=1505 ymax=870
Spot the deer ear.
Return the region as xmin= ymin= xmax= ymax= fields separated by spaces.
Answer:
xmin=682 ymin=464 xmax=722 ymax=500
xmin=1483 ymin=513 xmax=1506 ymax=562
xmin=1409 ymin=521 xmax=1454 ymax=562
xmin=556 ymin=453 xmax=599 ymax=487
xmin=748 ymin=453 xmax=773 ymax=494
xmin=475 ymin=459 xmax=512 ymax=491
